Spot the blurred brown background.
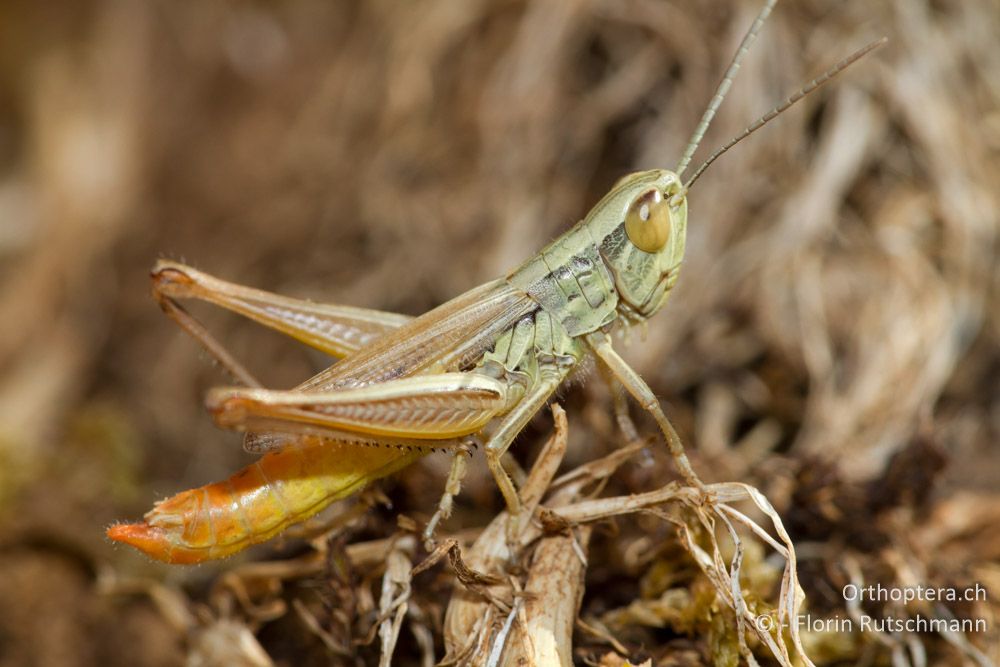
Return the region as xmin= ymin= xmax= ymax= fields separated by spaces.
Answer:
xmin=0 ymin=0 xmax=997 ymax=665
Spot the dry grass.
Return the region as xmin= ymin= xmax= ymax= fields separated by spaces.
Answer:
xmin=0 ymin=0 xmax=997 ymax=665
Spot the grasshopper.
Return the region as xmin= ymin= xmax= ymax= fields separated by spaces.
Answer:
xmin=109 ymin=0 xmax=883 ymax=564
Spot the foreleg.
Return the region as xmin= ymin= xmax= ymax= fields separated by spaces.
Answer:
xmin=586 ymin=331 xmax=705 ymax=490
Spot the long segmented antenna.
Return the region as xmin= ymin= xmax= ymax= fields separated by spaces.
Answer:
xmin=684 ymin=37 xmax=887 ymax=191
xmin=675 ymin=0 xmax=778 ymax=178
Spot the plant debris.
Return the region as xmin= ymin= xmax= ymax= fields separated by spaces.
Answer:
xmin=0 ymin=0 xmax=997 ymax=665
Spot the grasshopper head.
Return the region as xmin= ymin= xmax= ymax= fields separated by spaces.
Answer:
xmin=589 ymin=169 xmax=688 ymax=320
xmin=579 ymin=8 xmax=882 ymax=326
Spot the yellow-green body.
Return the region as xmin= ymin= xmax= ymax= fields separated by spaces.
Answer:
xmin=110 ymin=168 xmax=692 ymax=563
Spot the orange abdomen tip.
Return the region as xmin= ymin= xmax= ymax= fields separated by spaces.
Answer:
xmin=106 ymin=521 xmax=165 ymax=558
xmin=107 ymin=439 xmax=428 ymax=564
xmin=106 ymin=522 xmax=201 ymax=565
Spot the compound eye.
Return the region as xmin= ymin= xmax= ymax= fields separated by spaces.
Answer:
xmin=625 ymin=188 xmax=671 ymax=253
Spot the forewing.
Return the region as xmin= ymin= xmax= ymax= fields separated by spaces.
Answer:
xmin=243 ymin=279 xmax=537 ymax=452
xmin=298 ymin=279 xmax=537 ymax=390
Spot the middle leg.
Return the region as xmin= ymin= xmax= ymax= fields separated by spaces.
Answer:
xmin=482 ymin=364 xmax=566 ymax=522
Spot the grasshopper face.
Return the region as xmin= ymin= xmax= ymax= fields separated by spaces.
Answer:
xmin=588 ymin=169 xmax=688 ymax=321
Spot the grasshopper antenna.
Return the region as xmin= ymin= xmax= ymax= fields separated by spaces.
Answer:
xmin=675 ymin=0 xmax=778 ymax=179
xmin=684 ymin=37 xmax=887 ymax=191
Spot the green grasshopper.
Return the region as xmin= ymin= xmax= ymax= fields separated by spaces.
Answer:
xmin=109 ymin=0 xmax=883 ymax=564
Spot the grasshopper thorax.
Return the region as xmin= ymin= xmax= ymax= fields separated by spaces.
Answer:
xmin=506 ymin=168 xmax=687 ymax=337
